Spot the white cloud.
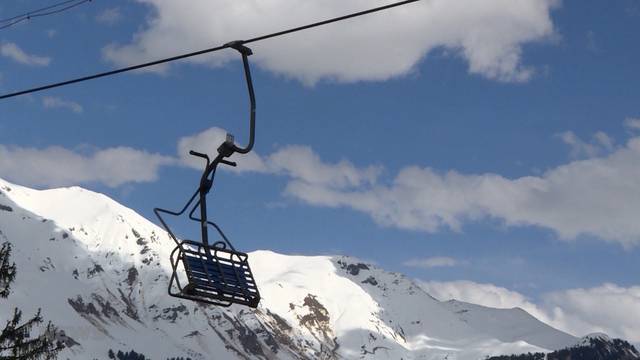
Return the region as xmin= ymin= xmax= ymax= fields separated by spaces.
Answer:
xmin=103 ymin=0 xmax=558 ymax=84
xmin=403 ymin=256 xmax=462 ymax=268
xmin=420 ymin=280 xmax=544 ymax=313
xmin=0 ymin=42 xmax=51 ymax=66
xmin=176 ymin=128 xmax=381 ymax=188
xmin=593 ymin=131 xmax=615 ymax=151
xmin=176 ymin=127 xmax=267 ymax=172
xmin=173 ymin=126 xmax=640 ymax=247
xmin=419 ymin=280 xmax=640 ymax=343
xmin=281 ymin=135 xmax=640 ymax=247
xmin=5 ymin=125 xmax=640 ymax=247
xmin=96 ymin=7 xmax=122 ymax=25
xmin=0 ymin=145 xmax=174 ymax=188
xmin=42 ymin=96 xmax=83 ymax=114
xmin=558 ymin=131 xmax=615 ymax=159
xmin=624 ymin=118 xmax=640 ymax=131
xmin=543 ymin=284 xmax=640 ymax=343
xmin=268 ymin=145 xmax=381 ymax=189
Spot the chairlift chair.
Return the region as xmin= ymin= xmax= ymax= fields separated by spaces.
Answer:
xmin=154 ymin=42 xmax=260 ymax=308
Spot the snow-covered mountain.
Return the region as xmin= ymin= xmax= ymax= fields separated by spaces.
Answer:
xmin=570 ymin=333 xmax=640 ymax=358
xmin=0 ymin=177 xmax=583 ymax=360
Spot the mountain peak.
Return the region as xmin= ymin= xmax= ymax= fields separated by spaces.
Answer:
xmin=580 ymin=332 xmax=612 ymax=344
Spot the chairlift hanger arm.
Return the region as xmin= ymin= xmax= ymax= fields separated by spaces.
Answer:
xmin=221 ymin=41 xmax=256 ymax=155
xmin=234 ymin=50 xmax=256 ymax=154
xmin=197 ymin=42 xmax=254 ymax=191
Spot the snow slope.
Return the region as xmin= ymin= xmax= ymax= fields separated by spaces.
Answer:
xmin=0 ymin=177 xmax=579 ymax=359
xmin=442 ymin=300 xmax=577 ymax=351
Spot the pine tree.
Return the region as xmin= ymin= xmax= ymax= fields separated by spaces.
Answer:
xmin=0 ymin=242 xmax=16 ymax=298
xmin=0 ymin=242 xmax=63 ymax=360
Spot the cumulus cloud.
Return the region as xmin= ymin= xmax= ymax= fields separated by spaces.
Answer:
xmin=96 ymin=7 xmax=122 ymax=25
xmin=103 ymin=0 xmax=558 ymax=84
xmin=0 ymin=126 xmax=377 ymax=189
xmin=174 ymin=126 xmax=640 ymax=247
xmin=419 ymin=280 xmax=640 ymax=343
xmin=176 ymin=127 xmax=381 ymax=187
xmin=269 ymin=145 xmax=381 ymax=189
xmin=42 ymin=96 xmax=83 ymax=113
xmin=5 ymin=124 xmax=640 ymax=247
xmin=176 ymin=127 xmax=267 ymax=172
xmin=0 ymin=42 xmax=51 ymax=66
xmin=280 ymin=135 xmax=640 ymax=247
xmin=421 ymin=280 xmax=544 ymax=314
xmin=557 ymin=131 xmax=615 ymax=159
xmin=624 ymin=118 xmax=640 ymax=132
xmin=0 ymin=145 xmax=174 ymax=188
xmin=543 ymin=284 xmax=640 ymax=343
xmin=403 ymin=256 xmax=462 ymax=268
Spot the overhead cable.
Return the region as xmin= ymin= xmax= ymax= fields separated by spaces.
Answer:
xmin=0 ymin=0 xmax=420 ymax=100
xmin=0 ymin=0 xmax=93 ymax=31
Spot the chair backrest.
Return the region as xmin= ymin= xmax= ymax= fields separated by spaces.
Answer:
xmin=180 ymin=242 xmax=260 ymax=307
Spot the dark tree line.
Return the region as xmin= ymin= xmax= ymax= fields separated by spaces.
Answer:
xmin=1 ymin=242 xmax=63 ymax=359
xmin=487 ymin=337 xmax=640 ymax=360
xmin=108 ymin=349 xmax=148 ymax=360
xmin=108 ymin=349 xmax=192 ymax=360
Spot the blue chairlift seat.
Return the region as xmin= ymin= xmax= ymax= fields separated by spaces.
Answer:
xmin=170 ymin=240 xmax=260 ymax=308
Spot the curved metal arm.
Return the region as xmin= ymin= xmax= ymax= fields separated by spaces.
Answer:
xmin=155 ymin=42 xmax=256 ymax=253
xmin=154 ymin=188 xmax=200 ymax=246
xmin=225 ymin=41 xmax=256 ymax=155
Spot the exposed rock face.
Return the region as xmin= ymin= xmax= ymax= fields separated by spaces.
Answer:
xmin=337 ymin=259 xmax=369 ymax=276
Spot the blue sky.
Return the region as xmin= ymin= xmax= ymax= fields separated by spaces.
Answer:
xmin=1 ymin=0 xmax=640 ymax=341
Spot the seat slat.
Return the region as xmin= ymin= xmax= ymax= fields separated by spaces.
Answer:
xmin=177 ymin=247 xmax=260 ymax=308
xmin=189 ymin=277 xmax=256 ymax=299
xmin=183 ymin=255 xmax=250 ymax=282
xmin=185 ymin=257 xmax=249 ymax=278
xmin=187 ymin=269 xmax=254 ymax=290
xmin=182 ymin=254 xmax=257 ymax=298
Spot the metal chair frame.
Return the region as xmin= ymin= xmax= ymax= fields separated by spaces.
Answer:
xmin=154 ymin=42 xmax=260 ymax=308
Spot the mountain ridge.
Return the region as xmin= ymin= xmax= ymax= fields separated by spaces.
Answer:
xmin=487 ymin=334 xmax=640 ymax=360
xmin=0 ymin=177 xmax=587 ymax=359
